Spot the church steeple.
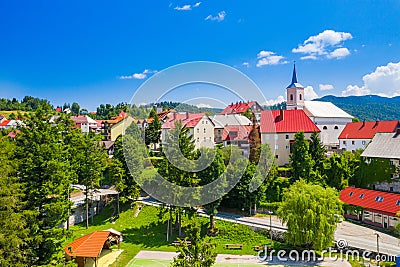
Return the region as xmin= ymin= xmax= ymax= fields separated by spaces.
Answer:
xmin=286 ymin=63 xmax=305 ymax=110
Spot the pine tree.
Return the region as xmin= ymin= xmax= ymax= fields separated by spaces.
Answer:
xmin=145 ymin=108 xmax=161 ymax=149
xmin=171 ymin=220 xmax=217 ymax=267
xmin=15 ymin=108 xmax=74 ymax=265
xmin=289 ymin=131 xmax=314 ymax=183
xmin=248 ymin=113 xmax=261 ymax=163
xmin=309 ymin=130 xmax=326 ymax=171
xmin=0 ymin=137 xmax=28 ymax=266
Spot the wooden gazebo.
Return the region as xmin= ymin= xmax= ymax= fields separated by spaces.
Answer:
xmin=65 ymin=230 xmax=121 ymax=267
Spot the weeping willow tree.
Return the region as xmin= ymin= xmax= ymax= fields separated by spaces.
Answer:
xmin=277 ymin=180 xmax=342 ymax=250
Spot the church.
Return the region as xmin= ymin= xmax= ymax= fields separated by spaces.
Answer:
xmin=285 ymin=64 xmax=353 ymax=151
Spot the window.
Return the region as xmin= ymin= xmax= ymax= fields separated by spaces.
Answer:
xmin=299 ymin=94 xmax=302 ymax=100
xmin=390 ymin=217 xmax=399 ymax=227
xmin=218 ymin=129 xmax=221 ymax=134
xmin=275 ymin=144 xmax=278 ymax=150
xmin=364 ymin=211 xmax=372 ymax=221
xmin=204 ymin=137 xmax=206 ymax=140
xmin=359 ymin=193 xmax=364 ymax=199
xmin=362 ymin=141 xmax=366 ymax=145
xmin=285 ymin=134 xmax=289 ymax=140
xmin=202 ymin=121 xmax=204 ymax=124
xmin=275 ymin=134 xmax=278 ymax=140
xmin=286 ymin=145 xmax=289 ymax=150
xmin=290 ymin=94 xmax=294 ymax=101
xmin=349 ymin=192 xmax=354 ymax=196
xmin=206 ymin=121 xmax=208 ymax=124
xmin=352 ymin=141 xmax=355 ymax=145
xmin=396 ymin=200 xmax=400 ymax=206
xmin=265 ymin=134 xmax=270 ymax=140
xmin=197 ymin=137 xmax=199 ymax=142
xmin=390 ymin=187 xmax=394 ymax=192
xmin=197 ymin=128 xmax=199 ymax=133
xmin=374 ymin=213 xmax=382 ymax=224
xmin=334 ymin=126 xmax=339 ymax=130
xmin=275 ymin=155 xmax=279 ymax=159
xmin=204 ymin=128 xmax=206 ymax=133
xmin=375 ymin=196 xmax=384 ymax=202
xmin=323 ymin=126 xmax=328 ymax=130
xmin=343 ymin=141 xmax=347 ymax=145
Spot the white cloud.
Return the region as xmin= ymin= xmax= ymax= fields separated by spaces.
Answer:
xmin=256 ymin=51 xmax=288 ymax=67
xmin=205 ymin=11 xmax=226 ymax=22
xmin=304 ymin=86 xmax=319 ymax=100
xmin=263 ymin=95 xmax=285 ymax=106
xmin=292 ymin=30 xmax=353 ymax=60
xmin=319 ymin=84 xmax=334 ymax=91
xmin=327 ymin=47 xmax=350 ymax=59
xmin=196 ymin=103 xmax=212 ymax=108
xmin=174 ymin=2 xmax=201 ymax=11
xmin=242 ymin=62 xmax=250 ymax=67
xmin=119 ymin=69 xmax=157 ymax=80
xmin=342 ymin=62 xmax=400 ymax=96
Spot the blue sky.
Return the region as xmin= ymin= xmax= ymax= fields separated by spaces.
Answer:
xmin=1 ymin=1 xmax=400 ymax=110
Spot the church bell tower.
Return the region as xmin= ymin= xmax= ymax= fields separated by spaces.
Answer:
xmin=286 ymin=64 xmax=305 ymax=110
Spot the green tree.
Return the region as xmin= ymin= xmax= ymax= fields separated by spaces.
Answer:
xmin=277 ymin=180 xmax=342 ymax=250
xmin=309 ymin=130 xmax=326 ymax=171
xmin=289 ymin=131 xmax=314 ymax=183
xmin=15 ymin=108 xmax=74 ymax=265
xmin=171 ymin=220 xmax=217 ymax=267
xmin=242 ymin=108 xmax=252 ymax=120
xmin=145 ymin=108 xmax=161 ymax=149
xmin=248 ymin=114 xmax=261 ymax=164
xmin=323 ymin=154 xmax=349 ymax=190
xmin=197 ymin=148 xmax=226 ymax=232
xmin=0 ymin=137 xmax=29 ymax=266
xmin=71 ymin=102 xmax=80 ymax=115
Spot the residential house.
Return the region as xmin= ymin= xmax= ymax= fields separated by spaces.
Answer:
xmin=211 ymin=114 xmax=252 ymax=143
xmin=339 ymin=120 xmax=399 ymax=152
xmin=70 ymin=115 xmax=99 ymax=133
xmin=260 ymin=109 xmax=320 ymax=166
xmin=360 ymin=131 xmax=400 ymax=192
xmin=102 ymin=111 xmax=134 ymax=141
xmin=285 ymin=64 xmax=353 ymax=150
xmin=161 ymin=112 xmax=214 ymax=149
xmin=340 ymin=187 xmax=400 ymax=230
xmin=0 ymin=119 xmax=24 ymax=129
xmin=220 ymin=101 xmax=263 ymax=123
xmin=221 ymin=125 xmax=253 ymax=157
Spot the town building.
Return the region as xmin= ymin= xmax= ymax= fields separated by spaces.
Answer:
xmin=220 ymin=101 xmax=263 ymax=123
xmin=70 ymin=115 xmax=99 ymax=133
xmin=211 ymin=114 xmax=252 ymax=143
xmin=101 ymin=111 xmax=134 ymax=141
xmin=360 ymin=131 xmax=400 ymax=192
xmin=340 ymin=186 xmax=400 ymax=230
xmin=285 ymin=64 xmax=353 ymax=150
xmin=161 ymin=112 xmax=214 ymax=149
xmin=339 ymin=120 xmax=399 ymax=152
xmin=260 ymin=109 xmax=320 ymax=166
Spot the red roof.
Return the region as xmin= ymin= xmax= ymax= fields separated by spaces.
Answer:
xmin=260 ymin=110 xmax=320 ymax=133
xmin=222 ymin=125 xmax=253 ymax=141
xmin=220 ymin=101 xmax=256 ymax=115
xmin=0 ymin=120 xmax=10 ymax=127
xmin=55 ymin=107 xmax=62 ymax=112
xmin=65 ymin=231 xmax=118 ymax=258
xmin=7 ymin=130 xmax=19 ymax=138
xmin=340 ymin=187 xmax=400 ymax=215
xmin=339 ymin=120 xmax=399 ymax=139
xmin=162 ymin=112 xmax=206 ymax=129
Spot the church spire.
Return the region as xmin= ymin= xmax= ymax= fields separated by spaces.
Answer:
xmin=291 ymin=63 xmax=298 ymax=84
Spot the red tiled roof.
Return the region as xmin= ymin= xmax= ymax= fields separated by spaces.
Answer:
xmin=162 ymin=113 xmax=205 ymax=129
xmin=220 ymin=101 xmax=256 ymax=115
xmin=65 ymin=231 xmax=116 ymax=258
xmin=55 ymin=107 xmax=62 ymax=112
xmin=7 ymin=130 xmax=20 ymax=138
xmin=222 ymin=125 xmax=253 ymax=141
xmin=340 ymin=187 xmax=400 ymax=215
xmin=338 ymin=120 xmax=399 ymax=139
xmin=0 ymin=120 xmax=10 ymax=127
xmin=260 ymin=110 xmax=320 ymax=133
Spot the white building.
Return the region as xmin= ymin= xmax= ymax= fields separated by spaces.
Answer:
xmin=70 ymin=115 xmax=99 ymax=133
xmin=284 ymin=64 xmax=353 ymax=150
xmin=161 ymin=112 xmax=214 ymax=149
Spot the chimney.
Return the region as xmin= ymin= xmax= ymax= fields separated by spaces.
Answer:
xmin=185 ymin=111 xmax=189 ymax=120
xmin=362 ymin=120 xmax=365 ymax=127
xmin=280 ymin=109 xmax=284 ymax=121
xmin=374 ymin=120 xmax=379 ymax=128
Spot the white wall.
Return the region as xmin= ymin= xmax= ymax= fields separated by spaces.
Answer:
xmin=310 ymin=117 xmax=352 ymax=148
xmin=339 ymin=138 xmax=370 ymax=151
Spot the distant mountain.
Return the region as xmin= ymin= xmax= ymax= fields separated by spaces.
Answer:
xmin=315 ymin=95 xmax=400 ymax=121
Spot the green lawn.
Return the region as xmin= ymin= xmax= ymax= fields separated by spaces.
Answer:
xmin=127 ymin=258 xmax=271 ymax=266
xmin=65 ymin=203 xmax=273 ymax=267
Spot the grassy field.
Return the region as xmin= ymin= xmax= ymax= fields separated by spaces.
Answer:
xmin=0 ymin=110 xmax=31 ymax=117
xmin=65 ymin=203 xmax=273 ymax=267
xmin=127 ymin=258 xmax=277 ymax=267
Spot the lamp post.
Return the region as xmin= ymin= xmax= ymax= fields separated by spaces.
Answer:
xmin=374 ymin=232 xmax=380 ymax=266
xmin=268 ymin=210 xmax=273 ymax=246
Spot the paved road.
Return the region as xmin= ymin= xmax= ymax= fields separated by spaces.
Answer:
xmin=138 ymin=198 xmax=400 ymax=256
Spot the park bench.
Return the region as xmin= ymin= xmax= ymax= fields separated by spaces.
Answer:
xmin=171 ymin=240 xmax=191 ymax=246
xmin=225 ymin=243 xmax=243 ymax=250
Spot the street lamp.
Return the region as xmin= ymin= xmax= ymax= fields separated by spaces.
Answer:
xmin=267 ymin=210 xmax=273 ymax=246
xmin=374 ymin=232 xmax=380 ymax=266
